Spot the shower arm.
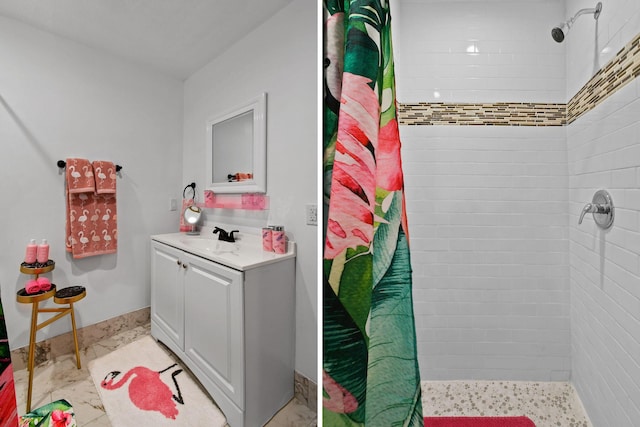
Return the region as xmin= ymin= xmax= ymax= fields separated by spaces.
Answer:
xmin=566 ymin=3 xmax=602 ymax=27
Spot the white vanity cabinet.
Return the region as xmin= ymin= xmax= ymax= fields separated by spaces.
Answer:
xmin=150 ymin=242 xmax=184 ymax=350
xmin=150 ymin=237 xmax=296 ymax=427
xmin=183 ymin=250 xmax=244 ymax=408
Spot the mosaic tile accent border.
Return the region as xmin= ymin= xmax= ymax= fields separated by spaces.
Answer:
xmin=568 ymin=31 xmax=640 ymax=124
xmin=398 ymin=103 xmax=566 ymax=126
xmin=398 ymin=32 xmax=640 ymax=127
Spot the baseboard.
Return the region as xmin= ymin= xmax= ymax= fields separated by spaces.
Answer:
xmin=294 ymin=370 xmax=317 ymax=413
xmin=11 ymin=307 xmax=150 ymax=371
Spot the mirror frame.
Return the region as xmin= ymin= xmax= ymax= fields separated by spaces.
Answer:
xmin=206 ymin=92 xmax=267 ymax=194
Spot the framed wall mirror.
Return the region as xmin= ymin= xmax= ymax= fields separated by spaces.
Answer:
xmin=206 ymin=92 xmax=267 ymax=193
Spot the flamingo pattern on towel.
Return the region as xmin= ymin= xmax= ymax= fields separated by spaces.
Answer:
xmin=65 ymin=158 xmax=117 ymax=258
xmin=92 ymin=160 xmax=117 ymax=194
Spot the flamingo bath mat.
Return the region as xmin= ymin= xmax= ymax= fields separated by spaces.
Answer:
xmin=88 ymin=336 xmax=226 ymax=426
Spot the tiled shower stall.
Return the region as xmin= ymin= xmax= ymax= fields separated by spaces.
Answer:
xmin=391 ymin=0 xmax=640 ymax=426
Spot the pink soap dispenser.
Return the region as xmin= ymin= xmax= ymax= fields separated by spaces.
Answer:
xmin=37 ymin=239 xmax=49 ymax=264
xmin=24 ymin=239 xmax=37 ymax=264
xmin=272 ymin=226 xmax=286 ymax=254
xmin=262 ymin=227 xmax=274 ymax=252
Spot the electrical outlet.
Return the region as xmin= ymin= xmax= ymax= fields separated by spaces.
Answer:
xmin=170 ymin=198 xmax=177 ymax=211
xmin=306 ymin=204 xmax=317 ymax=226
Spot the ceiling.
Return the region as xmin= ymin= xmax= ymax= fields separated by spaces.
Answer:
xmin=0 ymin=0 xmax=295 ymax=80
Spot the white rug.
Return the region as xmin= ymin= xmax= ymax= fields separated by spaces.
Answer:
xmin=88 ymin=336 xmax=226 ymax=426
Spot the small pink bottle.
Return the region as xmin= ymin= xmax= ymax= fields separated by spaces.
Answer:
xmin=262 ymin=227 xmax=273 ymax=252
xmin=272 ymin=226 xmax=286 ymax=254
xmin=24 ymin=239 xmax=37 ymax=264
xmin=36 ymin=239 xmax=49 ymax=264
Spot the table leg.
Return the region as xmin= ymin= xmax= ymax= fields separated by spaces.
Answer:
xmin=26 ymin=300 xmax=39 ymax=413
xmin=69 ymin=303 xmax=81 ymax=369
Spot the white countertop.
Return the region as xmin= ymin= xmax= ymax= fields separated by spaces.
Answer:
xmin=151 ymin=231 xmax=296 ymax=271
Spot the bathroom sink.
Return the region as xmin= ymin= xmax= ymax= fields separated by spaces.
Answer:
xmin=179 ymin=238 xmax=239 ymax=254
xmin=152 ymin=231 xmax=295 ymax=271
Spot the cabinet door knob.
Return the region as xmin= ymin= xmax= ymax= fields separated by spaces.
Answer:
xmin=182 ymin=263 xmax=188 ymax=269
xmin=177 ymin=260 xmax=182 ymax=266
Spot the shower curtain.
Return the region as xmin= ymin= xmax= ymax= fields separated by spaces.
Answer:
xmin=0 ymin=294 xmax=18 ymax=427
xmin=323 ymin=0 xmax=423 ymax=425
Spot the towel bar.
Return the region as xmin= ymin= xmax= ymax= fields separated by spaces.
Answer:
xmin=57 ymin=160 xmax=122 ymax=172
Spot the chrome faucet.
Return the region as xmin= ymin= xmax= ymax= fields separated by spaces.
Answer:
xmin=578 ymin=190 xmax=614 ymax=229
xmin=578 ymin=203 xmax=609 ymax=224
xmin=213 ymin=227 xmax=239 ymax=242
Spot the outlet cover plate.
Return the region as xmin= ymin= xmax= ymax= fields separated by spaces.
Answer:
xmin=306 ymin=204 xmax=317 ymax=226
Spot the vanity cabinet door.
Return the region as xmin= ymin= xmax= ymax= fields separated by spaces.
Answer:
xmin=183 ymin=253 xmax=245 ymax=409
xmin=150 ymin=242 xmax=185 ymax=350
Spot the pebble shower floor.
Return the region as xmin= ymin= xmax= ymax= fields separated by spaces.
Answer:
xmin=422 ymin=380 xmax=591 ymax=427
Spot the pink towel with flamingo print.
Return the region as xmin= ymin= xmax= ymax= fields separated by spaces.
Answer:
xmin=65 ymin=158 xmax=95 ymax=193
xmin=65 ymin=158 xmax=117 ymax=258
xmin=92 ymin=160 xmax=117 ymax=194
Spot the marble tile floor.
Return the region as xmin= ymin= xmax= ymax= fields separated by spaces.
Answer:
xmin=13 ymin=323 xmax=317 ymax=426
xmin=422 ymin=380 xmax=592 ymax=427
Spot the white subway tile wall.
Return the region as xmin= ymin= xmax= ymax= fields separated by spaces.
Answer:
xmin=566 ymin=0 xmax=640 ymax=98
xmin=566 ymin=0 xmax=640 ymax=425
xmin=568 ymin=69 xmax=640 ymax=427
xmin=396 ymin=4 xmax=640 ymax=426
xmin=394 ymin=1 xmax=566 ymax=104
xmin=401 ymin=125 xmax=571 ymax=381
xmin=395 ymin=1 xmax=571 ymax=382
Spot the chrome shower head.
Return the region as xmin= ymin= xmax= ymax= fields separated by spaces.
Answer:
xmin=551 ymin=22 xmax=568 ymax=43
xmin=552 ymin=1 xmax=602 ymax=43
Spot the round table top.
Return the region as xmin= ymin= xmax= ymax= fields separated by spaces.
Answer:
xmin=54 ymin=286 xmax=86 ymax=304
xmin=20 ymin=260 xmax=55 ymax=275
xmin=16 ymin=285 xmax=57 ymax=304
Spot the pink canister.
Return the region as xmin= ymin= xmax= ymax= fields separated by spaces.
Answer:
xmin=272 ymin=226 xmax=286 ymax=254
xmin=262 ymin=227 xmax=273 ymax=252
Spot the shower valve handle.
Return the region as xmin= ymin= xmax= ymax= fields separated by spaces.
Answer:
xmin=578 ymin=203 xmax=609 ymax=224
xmin=578 ymin=190 xmax=614 ymax=229
xmin=578 ymin=203 xmax=592 ymax=225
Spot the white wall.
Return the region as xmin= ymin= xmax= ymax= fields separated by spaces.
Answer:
xmin=0 ymin=16 xmax=184 ymax=349
xmin=566 ymin=1 xmax=640 ymax=426
xmin=182 ymin=0 xmax=317 ymax=382
xmin=395 ymin=0 xmax=566 ymax=103
xmin=402 ymin=126 xmax=570 ymax=380
xmin=395 ymin=0 xmax=571 ymax=380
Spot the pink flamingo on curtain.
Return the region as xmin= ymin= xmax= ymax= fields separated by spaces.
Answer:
xmin=101 ymin=363 xmax=184 ymax=419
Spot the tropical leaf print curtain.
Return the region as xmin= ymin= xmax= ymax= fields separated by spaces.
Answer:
xmin=323 ymin=0 xmax=423 ymax=426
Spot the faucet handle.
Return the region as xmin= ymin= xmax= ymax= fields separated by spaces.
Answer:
xmin=578 ymin=203 xmax=593 ymax=224
xmin=213 ymin=227 xmax=228 ymax=239
xmin=578 ymin=190 xmax=614 ymax=229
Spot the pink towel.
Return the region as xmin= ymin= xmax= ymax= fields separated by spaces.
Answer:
xmin=92 ymin=161 xmax=117 ymax=194
xmin=65 ymin=159 xmax=117 ymax=259
xmin=36 ymin=277 xmax=51 ymax=291
xmin=65 ymin=158 xmax=95 ymax=193
xmin=25 ymin=279 xmax=40 ymax=294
